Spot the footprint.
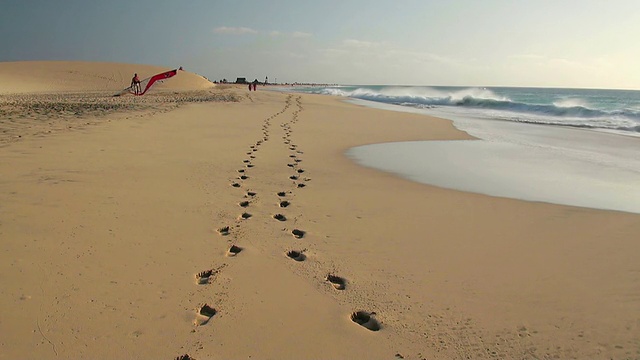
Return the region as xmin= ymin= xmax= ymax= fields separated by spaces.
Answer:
xmin=289 ymin=175 xmax=298 ymax=180
xmin=292 ymin=229 xmax=305 ymax=239
xmin=239 ymin=212 xmax=252 ymax=220
xmin=194 ymin=304 xmax=217 ymax=326
xmin=239 ymin=175 xmax=248 ymax=180
xmin=297 ymin=183 xmax=306 ymax=188
xmin=273 ymin=214 xmax=286 ymax=221
xmin=246 ymin=191 xmax=256 ymax=197
xmin=287 ymin=164 xmax=295 ymax=168
xmin=279 ymin=200 xmax=290 ymax=208
xmin=195 ymin=269 xmax=214 ymax=285
xmin=286 ymin=250 xmax=306 ymax=261
xmin=238 ymin=169 xmax=245 ymax=173
xmin=277 ymin=191 xmax=286 ymax=197
xmin=239 ymin=201 xmax=250 ymax=207
xmin=294 ymin=159 xmax=302 ymax=163
xmin=243 ymin=160 xmax=250 ymax=163
xmin=226 ymin=244 xmax=242 ymax=256
xmin=325 ymin=274 xmax=346 ymax=290
xmin=246 ymin=164 xmax=254 ymax=168
xmin=289 ymin=154 xmax=297 ymax=158
xmin=350 ymin=311 xmax=380 ymax=331
xmin=175 ymin=354 xmax=194 ymax=360
xmin=217 ymin=226 xmax=230 ymax=236
xmin=297 ymin=169 xmax=305 ymax=174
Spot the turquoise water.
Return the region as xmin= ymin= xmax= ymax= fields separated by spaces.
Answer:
xmin=295 ymin=86 xmax=640 ymax=136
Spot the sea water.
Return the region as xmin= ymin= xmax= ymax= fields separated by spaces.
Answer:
xmin=294 ymin=86 xmax=640 ymax=214
xmin=300 ymin=86 xmax=640 ymax=136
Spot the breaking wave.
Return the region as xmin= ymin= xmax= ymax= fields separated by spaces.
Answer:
xmin=303 ymin=86 xmax=640 ymax=133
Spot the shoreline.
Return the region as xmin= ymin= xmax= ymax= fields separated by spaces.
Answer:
xmin=338 ymin=97 xmax=640 ymax=214
xmin=293 ymin=85 xmax=640 ymax=140
xmin=1 ymin=86 xmax=639 ymax=359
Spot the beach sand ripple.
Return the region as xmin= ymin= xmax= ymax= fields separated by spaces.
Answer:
xmin=0 ymin=90 xmax=239 ymax=145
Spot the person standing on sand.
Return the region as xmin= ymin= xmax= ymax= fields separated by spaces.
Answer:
xmin=131 ymin=73 xmax=141 ymax=95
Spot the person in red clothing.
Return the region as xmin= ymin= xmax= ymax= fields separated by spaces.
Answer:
xmin=131 ymin=73 xmax=141 ymax=95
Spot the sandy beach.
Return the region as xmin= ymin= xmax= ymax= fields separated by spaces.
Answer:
xmin=1 ymin=62 xmax=639 ymax=360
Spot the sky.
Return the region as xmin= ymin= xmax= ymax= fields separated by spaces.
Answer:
xmin=1 ymin=0 xmax=639 ymax=89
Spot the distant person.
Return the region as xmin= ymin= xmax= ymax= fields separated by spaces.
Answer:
xmin=131 ymin=73 xmax=141 ymax=95
xmin=248 ymin=84 xmax=252 ymax=91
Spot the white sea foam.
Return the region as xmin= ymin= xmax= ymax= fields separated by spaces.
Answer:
xmin=304 ymin=86 xmax=640 ymax=134
xmin=553 ymin=97 xmax=590 ymax=108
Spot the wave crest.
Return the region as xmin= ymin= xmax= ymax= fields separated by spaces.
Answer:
xmin=310 ymin=86 xmax=640 ymax=122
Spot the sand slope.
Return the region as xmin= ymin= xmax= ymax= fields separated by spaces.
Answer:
xmin=0 ymin=61 xmax=231 ymax=147
xmin=0 ymin=61 xmax=214 ymax=94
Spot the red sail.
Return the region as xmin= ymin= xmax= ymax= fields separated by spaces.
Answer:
xmin=137 ymin=69 xmax=178 ymax=95
xmin=119 ymin=69 xmax=178 ymax=96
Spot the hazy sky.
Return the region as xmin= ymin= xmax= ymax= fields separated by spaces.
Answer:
xmin=2 ymin=0 xmax=639 ymax=89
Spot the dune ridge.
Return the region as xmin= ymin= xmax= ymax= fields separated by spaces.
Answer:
xmin=0 ymin=61 xmax=215 ymax=94
xmin=0 ymin=61 xmax=237 ymax=146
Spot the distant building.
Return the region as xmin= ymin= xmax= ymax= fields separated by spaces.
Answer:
xmin=235 ymin=77 xmax=247 ymax=84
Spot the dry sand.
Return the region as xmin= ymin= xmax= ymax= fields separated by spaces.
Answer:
xmin=1 ymin=62 xmax=639 ymax=359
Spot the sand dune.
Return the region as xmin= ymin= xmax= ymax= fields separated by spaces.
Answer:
xmin=0 ymin=61 xmax=214 ymax=94
xmin=0 ymin=61 xmax=232 ymax=147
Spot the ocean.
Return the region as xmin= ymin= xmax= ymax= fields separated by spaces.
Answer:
xmin=291 ymin=85 xmax=640 ymax=214
xmin=298 ymin=85 xmax=640 ymax=136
